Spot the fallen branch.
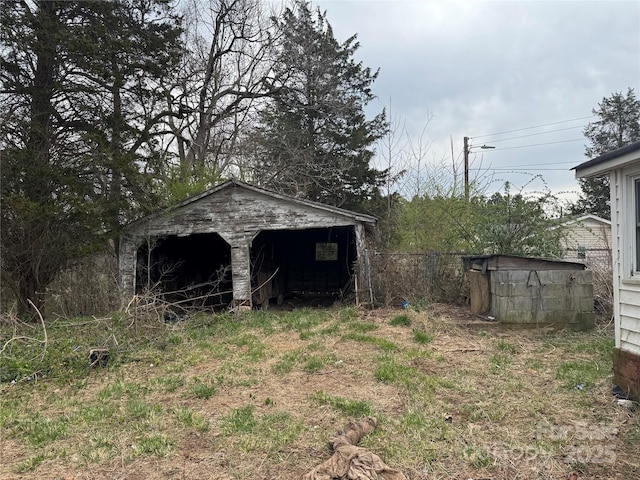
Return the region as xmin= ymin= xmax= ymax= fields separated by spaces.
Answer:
xmin=251 ymin=267 xmax=280 ymax=297
xmin=440 ymin=348 xmax=482 ymax=353
xmin=0 ymin=300 xmax=48 ymax=359
xmin=303 ymin=417 xmax=407 ymax=480
xmin=27 ymin=300 xmax=48 ymax=360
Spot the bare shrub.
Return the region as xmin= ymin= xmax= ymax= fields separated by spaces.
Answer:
xmin=585 ymin=261 xmax=614 ymax=324
xmin=371 ymin=251 xmax=466 ymax=306
xmin=44 ymin=249 xmax=120 ymax=318
xmin=123 ymin=263 xmax=234 ymax=326
xmin=122 ymin=290 xmax=179 ymax=327
xmin=0 ymin=288 xmax=16 ymax=317
xmin=0 ymin=301 xmax=49 ymax=382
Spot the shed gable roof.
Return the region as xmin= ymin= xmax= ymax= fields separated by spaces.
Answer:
xmin=124 ymin=179 xmax=376 ymax=234
xmin=573 ymin=140 xmax=640 ymax=178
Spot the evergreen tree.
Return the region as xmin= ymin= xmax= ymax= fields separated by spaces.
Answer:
xmin=0 ymin=1 xmax=182 ymax=319
xmin=573 ymin=88 xmax=640 ymax=219
xmin=249 ymin=0 xmax=387 ymax=210
xmin=2 ymin=1 xmax=90 ymax=319
xmin=66 ymin=0 xmax=183 ymax=231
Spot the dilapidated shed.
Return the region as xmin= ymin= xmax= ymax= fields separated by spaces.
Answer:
xmin=118 ymin=180 xmax=377 ymax=309
xmin=464 ymin=254 xmax=594 ymax=329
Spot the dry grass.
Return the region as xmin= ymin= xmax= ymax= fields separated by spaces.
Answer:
xmin=1 ymin=305 xmax=638 ymax=480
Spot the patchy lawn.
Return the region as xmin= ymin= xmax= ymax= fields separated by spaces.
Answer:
xmin=0 ymin=305 xmax=638 ymax=479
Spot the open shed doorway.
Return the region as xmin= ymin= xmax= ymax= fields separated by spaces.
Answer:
xmin=136 ymin=233 xmax=233 ymax=309
xmin=251 ymin=226 xmax=357 ymax=308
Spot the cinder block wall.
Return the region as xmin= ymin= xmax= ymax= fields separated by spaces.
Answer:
xmin=490 ymin=270 xmax=594 ymax=329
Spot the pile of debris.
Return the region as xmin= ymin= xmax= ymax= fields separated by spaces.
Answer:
xmin=303 ymin=416 xmax=407 ymax=480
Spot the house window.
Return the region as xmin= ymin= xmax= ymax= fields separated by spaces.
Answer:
xmin=316 ymin=242 xmax=338 ymax=261
xmin=577 ymin=246 xmax=586 ymax=259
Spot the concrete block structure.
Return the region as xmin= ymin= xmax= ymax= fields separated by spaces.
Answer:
xmin=465 ymin=255 xmax=594 ymax=330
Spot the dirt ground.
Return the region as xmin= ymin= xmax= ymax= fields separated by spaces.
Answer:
xmin=1 ymin=304 xmax=638 ymax=480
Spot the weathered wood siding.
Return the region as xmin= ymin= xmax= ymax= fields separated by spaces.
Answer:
xmin=127 ymin=187 xmax=363 ymax=241
xmin=469 ymin=270 xmax=490 ymax=315
xmin=119 ymin=181 xmax=376 ymax=307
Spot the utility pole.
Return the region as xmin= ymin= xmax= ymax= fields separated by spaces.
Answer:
xmin=463 ymin=136 xmax=494 ymax=202
xmin=463 ymin=136 xmax=470 ymax=202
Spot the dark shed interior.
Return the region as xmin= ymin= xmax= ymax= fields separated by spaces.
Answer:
xmin=136 ymin=226 xmax=357 ymax=309
xmin=251 ymin=226 xmax=356 ymax=307
xmin=136 ymin=233 xmax=233 ymax=308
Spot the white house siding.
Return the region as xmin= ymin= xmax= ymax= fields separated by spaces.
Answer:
xmin=575 ymin=140 xmax=640 ymax=399
xmin=611 ymin=169 xmax=622 ymax=350
xmin=623 ymin=165 xmax=640 ymax=357
xmin=561 ymin=217 xmax=611 ymax=269
xmin=611 ymin=167 xmax=640 ymax=356
xmin=620 ymin=288 xmax=640 ymax=355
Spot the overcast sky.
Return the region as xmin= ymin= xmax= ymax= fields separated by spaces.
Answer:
xmin=312 ymin=0 xmax=640 ymax=202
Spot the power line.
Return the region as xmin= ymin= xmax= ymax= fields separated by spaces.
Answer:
xmin=480 ymin=138 xmax=584 ymax=151
xmin=484 ymin=125 xmax=585 ymax=144
xmin=472 ymin=115 xmax=595 ymax=140
xmin=471 ymin=167 xmax=572 ymax=171
xmin=481 ymin=159 xmax=579 ymax=168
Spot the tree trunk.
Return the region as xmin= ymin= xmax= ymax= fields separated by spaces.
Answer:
xmin=14 ymin=1 xmax=58 ymax=321
xmin=17 ymin=273 xmax=44 ymax=321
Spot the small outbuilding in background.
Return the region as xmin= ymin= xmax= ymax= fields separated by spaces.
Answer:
xmin=464 ymin=254 xmax=594 ymax=330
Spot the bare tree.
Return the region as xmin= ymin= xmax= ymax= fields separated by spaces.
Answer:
xmin=400 ymin=120 xmax=494 ymax=201
xmin=376 ymin=100 xmax=407 ymax=246
xmin=162 ymin=0 xmax=281 ymax=182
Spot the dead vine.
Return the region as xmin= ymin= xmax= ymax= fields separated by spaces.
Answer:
xmin=0 ymin=299 xmax=48 ymax=359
